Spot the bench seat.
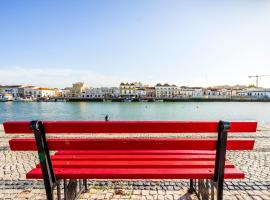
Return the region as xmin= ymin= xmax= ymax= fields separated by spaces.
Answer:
xmin=55 ymin=150 xmax=217 ymax=155
xmin=39 ymin=160 xmax=235 ymax=168
xmin=27 ymin=167 xmax=245 ymax=180
xmin=29 ymin=150 xmax=243 ymax=180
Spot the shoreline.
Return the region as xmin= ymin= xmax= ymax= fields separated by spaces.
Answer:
xmin=2 ymin=97 xmax=270 ymax=103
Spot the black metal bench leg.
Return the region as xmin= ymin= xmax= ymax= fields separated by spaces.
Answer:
xmin=57 ymin=181 xmax=61 ymax=200
xmin=62 ymin=179 xmax=85 ymax=200
xmin=83 ymin=179 xmax=88 ymax=192
xmin=30 ymin=121 xmax=57 ymax=200
xmin=64 ymin=179 xmax=67 ymax=200
xmin=188 ymin=179 xmax=196 ymax=194
xmin=46 ymin=192 xmax=53 ymax=200
xmin=217 ymin=179 xmax=224 ymax=200
xmin=214 ymin=121 xmax=230 ymax=200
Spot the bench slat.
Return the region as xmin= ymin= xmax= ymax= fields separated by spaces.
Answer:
xmin=26 ymin=167 xmax=245 ymax=179
xmin=9 ymin=138 xmax=255 ymax=151
xmin=36 ymin=160 xmax=235 ymax=168
xmin=55 ymin=150 xmax=216 ymax=155
xmin=4 ymin=121 xmax=257 ymax=134
xmin=52 ymin=154 xmax=217 ymax=161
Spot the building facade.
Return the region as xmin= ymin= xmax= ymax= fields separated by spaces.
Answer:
xmin=155 ymin=84 xmax=178 ymax=98
xmin=18 ymin=86 xmax=39 ymax=98
xmin=36 ymin=88 xmax=56 ymax=98
xmin=82 ymin=87 xmax=120 ymax=98
xmin=179 ymin=87 xmax=204 ymax=98
xmin=145 ymin=87 xmax=156 ymax=97
xmin=0 ymin=85 xmax=22 ymax=98
xmin=119 ymin=82 xmax=144 ymax=97
xmin=237 ymin=89 xmax=270 ymax=98
xmin=69 ymin=82 xmax=88 ymax=97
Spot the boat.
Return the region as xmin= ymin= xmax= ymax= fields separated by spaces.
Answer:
xmin=122 ymin=98 xmax=132 ymax=102
xmin=0 ymin=94 xmax=13 ymax=101
xmin=56 ymin=99 xmax=66 ymax=102
xmin=139 ymin=99 xmax=148 ymax=102
xmin=156 ymin=99 xmax=164 ymax=102
xmin=13 ymin=97 xmax=33 ymax=102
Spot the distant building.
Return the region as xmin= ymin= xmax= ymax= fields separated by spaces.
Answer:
xmin=204 ymin=88 xmax=232 ymax=97
xmin=53 ymin=88 xmax=64 ymax=97
xmin=36 ymin=88 xmax=56 ymax=98
xmin=119 ymin=82 xmax=144 ymax=97
xmin=155 ymin=83 xmax=178 ymax=98
xmin=237 ymin=88 xmax=270 ymax=98
xmin=62 ymin=88 xmax=72 ymax=97
xmin=135 ymin=88 xmax=146 ymax=98
xmin=1 ymin=85 xmax=57 ymax=99
xmin=179 ymin=87 xmax=204 ymax=97
xmin=18 ymin=86 xmax=39 ymax=98
xmin=0 ymin=85 xmax=22 ymax=98
xmin=69 ymin=82 xmax=88 ymax=97
xmin=82 ymin=87 xmax=120 ymax=98
xmin=145 ymin=87 xmax=156 ymax=97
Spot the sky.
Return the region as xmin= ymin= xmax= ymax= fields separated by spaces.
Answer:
xmin=0 ymin=0 xmax=270 ymax=88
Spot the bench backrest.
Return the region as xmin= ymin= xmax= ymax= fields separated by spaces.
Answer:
xmin=4 ymin=121 xmax=257 ymax=134
xmin=4 ymin=121 xmax=257 ymax=151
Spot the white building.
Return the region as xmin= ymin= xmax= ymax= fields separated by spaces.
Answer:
xmin=237 ymin=89 xmax=270 ymax=98
xmin=82 ymin=88 xmax=103 ymax=98
xmin=0 ymin=85 xmax=22 ymax=98
xmin=204 ymin=88 xmax=232 ymax=97
xmin=82 ymin=87 xmax=120 ymax=98
xmin=18 ymin=86 xmax=39 ymax=98
xmin=135 ymin=88 xmax=146 ymax=97
xmin=155 ymin=84 xmax=178 ymax=98
xmin=179 ymin=87 xmax=204 ymax=97
xmin=36 ymin=88 xmax=56 ymax=98
xmin=119 ymin=82 xmax=144 ymax=97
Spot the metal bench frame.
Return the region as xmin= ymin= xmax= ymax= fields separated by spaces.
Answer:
xmin=29 ymin=120 xmax=230 ymax=200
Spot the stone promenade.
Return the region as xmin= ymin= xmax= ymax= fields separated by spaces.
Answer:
xmin=0 ymin=125 xmax=269 ymax=200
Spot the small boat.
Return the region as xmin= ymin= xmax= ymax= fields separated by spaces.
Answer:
xmin=122 ymin=98 xmax=132 ymax=102
xmin=14 ymin=97 xmax=33 ymax=102
xmin=0 ymin=94 xmax=13 ymax=101
xmin=139 ymin=99 xmax=148 ymax=102
xmin=56 ymin=99 xmax=66 ymax=102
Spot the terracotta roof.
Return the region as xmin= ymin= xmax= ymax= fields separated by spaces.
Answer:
xmin=38 ymin=88 xmax=53 ymax=90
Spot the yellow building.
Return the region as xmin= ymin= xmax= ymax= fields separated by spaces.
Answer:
xmin=69 ymin=82 xmax=88 ymax=97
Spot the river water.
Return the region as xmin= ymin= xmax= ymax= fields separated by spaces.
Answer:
xmin=1 ymin=102 xmax=270 ymax=127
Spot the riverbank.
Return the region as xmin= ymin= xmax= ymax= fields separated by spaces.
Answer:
xmin=1 ymin=124 xmax=269 ymax=199
xmin=4 ymin=97 xmax=270 ymax=103
xmin=48 ymin=97 xmax=270 ymax=102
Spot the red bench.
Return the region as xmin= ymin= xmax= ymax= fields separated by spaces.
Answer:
xmin=4 ymin=120 xmax=257 ymax=200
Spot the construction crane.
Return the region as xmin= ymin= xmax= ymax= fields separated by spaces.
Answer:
xmin=248 ymin=75 xmax=270 ymax=87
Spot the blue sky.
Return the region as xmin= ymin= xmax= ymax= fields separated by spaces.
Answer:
xmin=0 ymin=0 xmax=270 ymax=88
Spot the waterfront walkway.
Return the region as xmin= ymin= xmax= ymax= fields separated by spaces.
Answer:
xmin=0 ymin=125 xmax=269 ymax=200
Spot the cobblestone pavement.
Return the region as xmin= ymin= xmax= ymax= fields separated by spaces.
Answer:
xmin=0 ymin=125 xmax=269 ymax=200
